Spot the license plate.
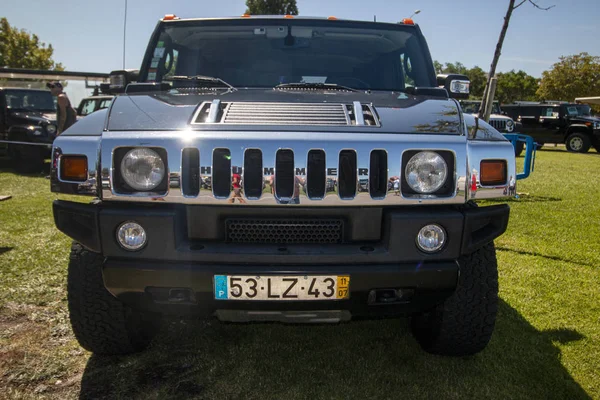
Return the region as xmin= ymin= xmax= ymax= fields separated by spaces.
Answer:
xmin=214 ymin=275 xmax=350 ymax=301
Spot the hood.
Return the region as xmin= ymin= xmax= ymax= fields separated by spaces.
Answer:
xmin=10 ymin=110 xmax=57 ymax=124
xmin=105 ymin=89 xmax=463 ymax=135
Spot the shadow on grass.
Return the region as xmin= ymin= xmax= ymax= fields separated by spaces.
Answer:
xmin=496 ymin=246 xmax=596 ymax=268
xmin=0 ymin=158 xmax=50 ymax=176
xmin=0 ymin=247 xmax=13 ymax=256
xmin=78 ymin=299 xmax=590 ymax=400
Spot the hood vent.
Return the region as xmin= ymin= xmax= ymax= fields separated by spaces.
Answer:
xmin=191 ymin=101 xmax=380 ymax=127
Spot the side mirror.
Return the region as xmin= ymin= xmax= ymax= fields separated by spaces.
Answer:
xmin=437 ymin=74 xmax=470 ymax=99
xmin=108 ymin=69 xmax=140 ymax=94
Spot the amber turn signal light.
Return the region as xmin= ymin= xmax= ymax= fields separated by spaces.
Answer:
xmin=480 ymin=160 xmax=506 ymax=186
xmin=60 ymin=156 xmax=88 ymax=181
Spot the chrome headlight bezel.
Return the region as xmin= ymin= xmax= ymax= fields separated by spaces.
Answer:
xmin=404 ymin=150 xmax=450 ymax=195
xmin=119 ymin=147 xmax=167 ymax=192
xmin=46 ymin=124 xmax=57 ymax=135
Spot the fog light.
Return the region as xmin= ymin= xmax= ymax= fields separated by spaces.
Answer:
xmin=117 ymin=222 xmax=147 ymax=251
xmin=416 ymin=224 xmax=446 ymax=253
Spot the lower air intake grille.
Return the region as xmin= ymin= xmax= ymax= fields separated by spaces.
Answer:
xmin=226 ymin=219 xmax=343 ymax=244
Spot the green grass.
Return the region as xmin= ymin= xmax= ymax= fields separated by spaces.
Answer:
xmin=0 ymin=148 xmax=599 ymax=400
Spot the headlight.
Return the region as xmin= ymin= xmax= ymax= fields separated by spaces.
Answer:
xmin=120 ymin=148 xmax=165 ymax=191
xmin=405 ymin=151 xmax=448 ymax=193
xmin=506 ymin=120 xmax=514 ymax=132
xmin=46 ymin=124 xmax=57 ymax=134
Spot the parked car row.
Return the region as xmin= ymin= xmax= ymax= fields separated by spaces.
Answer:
xmin=459 ymin=98 xmax=600 ymax=154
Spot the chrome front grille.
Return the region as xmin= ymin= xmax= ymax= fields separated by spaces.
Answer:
xmin=489 ymin=119 xmax=507 ymax=131
xmin=226 ymin=219 xmax=343 ymax=244
xmin=99 ymin=131 xmax=474 ymax=206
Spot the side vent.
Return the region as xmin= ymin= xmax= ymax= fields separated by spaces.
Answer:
xmin=362 ymin=104 xmax=378 ymax=126
xmin=275 ymin=149 xmax=294 ymax=199
xmin=369 ymin=150 xmax=388 ymax=199
xmin=182 ymin=148 xmax=200 ymax=197
xmin=346 ymin=103 xmax=380 ymax=126
xmin=193 ymin=100 xmax=227 ymax=123
xmin=307 ymin=150 xmax=326 ymax=199
xmin=243 ymin=149 xmax=263 ymax=199
xmin=338 ymin=150 xmax=357 ymax=199
xmin=212 ymin=148 xmax=231 ymax=198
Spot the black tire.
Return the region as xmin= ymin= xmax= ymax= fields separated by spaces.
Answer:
xmin=67 ymin=242 xmax=161 ymax=355
xmin=514 ymin=141 xmax=524 ymax=157
xmin=411 ymin=242 xmax=499 ymax=356
xmin=565 ymin=132 xmax=591 ymax=153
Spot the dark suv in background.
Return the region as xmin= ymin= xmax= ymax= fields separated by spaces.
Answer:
xmin=0 ymin=87 xmax=57 ymax=171
xmin=503 ymin=101 xmax=600 ymax=153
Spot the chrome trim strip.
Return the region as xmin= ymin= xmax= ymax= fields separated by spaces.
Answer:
xmin=207 ymin=99 xmax=221 ymax=123
xmin=353 ymin=101 xmax=365 ymax=126
xmin=99 ymin=131 xmax=472 ymax=205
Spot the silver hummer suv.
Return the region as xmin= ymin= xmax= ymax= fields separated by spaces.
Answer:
xmin=50 ymin=15 xmax=517 ymax=357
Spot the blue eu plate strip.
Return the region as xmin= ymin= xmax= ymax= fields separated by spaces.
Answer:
xmin=214 ymin=275 xmax=228 ymax=300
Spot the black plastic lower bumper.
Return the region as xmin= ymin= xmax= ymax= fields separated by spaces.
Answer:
xmin=53 ymin=200 xmax=509 ymax=318
xmin=103 ymin=259 xmax=459 ymax=318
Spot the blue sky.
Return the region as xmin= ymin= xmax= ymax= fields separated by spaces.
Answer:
xmin=2 ymin=0 xmax=599 ymax=102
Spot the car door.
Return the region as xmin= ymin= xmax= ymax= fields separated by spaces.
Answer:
xmin=537 ymin=106 xmax=562 ymax=143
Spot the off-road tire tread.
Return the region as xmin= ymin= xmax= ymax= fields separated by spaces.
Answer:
xmin=411 ymin=242 xmax=499 ymax=356
xmin=68 ymin=242 xmax=159 ymax=355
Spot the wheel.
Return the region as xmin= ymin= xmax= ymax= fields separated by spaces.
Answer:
xmin=411 ymin=242 xmax=499 ymax=356
xmin=514 ymin=141 xmax=524 ymax=157
xmin=565 ymin=132 xmax=591 ymax=153
xmin=67 ymin=242 xmax=161 ymax=355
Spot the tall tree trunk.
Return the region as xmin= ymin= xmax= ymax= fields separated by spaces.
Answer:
xmin=479 ymin=0 xmax=516 ymax=120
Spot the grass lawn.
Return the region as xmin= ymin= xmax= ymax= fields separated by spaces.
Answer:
xmin=0 ymin=147 xmax=599 ymax=400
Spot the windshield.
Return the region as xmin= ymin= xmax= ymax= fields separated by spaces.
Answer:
xmin=142 ymin=20 xmax=434 ymax=91
xmin=4 ymin=90 xmax=55 ymax=112
xmin=565 ymin=105 xmax=591 ymax=117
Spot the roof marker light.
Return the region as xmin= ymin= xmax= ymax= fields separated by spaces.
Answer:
xmin=328 ymin=16 xmax=338 ymax=20
xmin=241 ymin=13 xmax=251 ymax=18
xmin=163 ymin=14 xmax=178 ymax=21
xmin=284 ymin=14 xmax=294 ymax=19
xmin=402 ymin=18 xmax=414 ymax=25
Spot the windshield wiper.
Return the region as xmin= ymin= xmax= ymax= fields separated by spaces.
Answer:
xmin=170 ymin=75 xmax=236 ymax=91
xmin=274 ymin=82 xmax=358 ymax=92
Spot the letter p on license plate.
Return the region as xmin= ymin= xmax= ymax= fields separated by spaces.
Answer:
xmin=214 ymin=275 xmax=350 ymax=301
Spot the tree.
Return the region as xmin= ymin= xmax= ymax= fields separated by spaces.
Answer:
xmin=495 ymin=70 xmax=539 ymax=104
xmin=466 ymin=66 xmax=487 ymax=98
xmin=442 ymin=62 xmax=468 ymax=75
xmin=479 ymin=0 xmax=554 ymax=121
xmin=0 ymin=17 xmax=64 ymax=70
xmin=245 ymin=0 xmax=298 ymax=15
xmin=537 ymin=52 xmax=600 ymax=103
